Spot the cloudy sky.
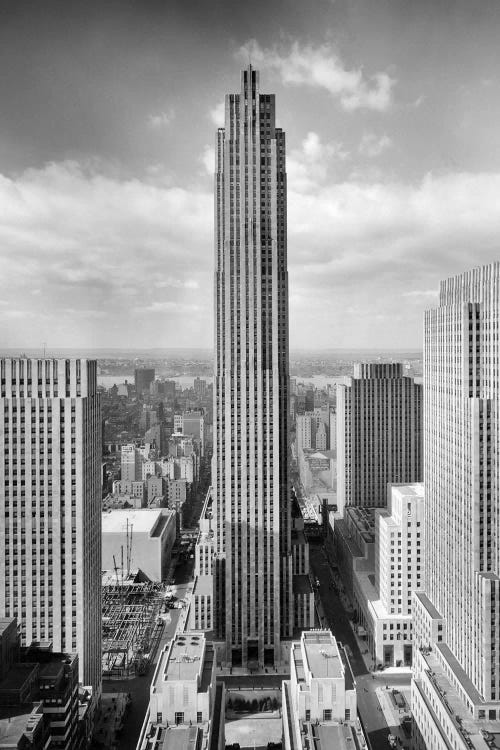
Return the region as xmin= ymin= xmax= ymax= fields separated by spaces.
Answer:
xmin=1 ymin=0 xmax=500 ymax=350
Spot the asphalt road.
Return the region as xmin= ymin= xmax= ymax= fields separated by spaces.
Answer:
xmin=309 ymin=544 xmax=400 ymax=750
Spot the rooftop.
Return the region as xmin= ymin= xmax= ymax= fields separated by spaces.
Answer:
xmin=414 ymin=591 xmax=442 ymax=620
xmin=163 ymin=634 xmax=205 ymax=684
xmin=0 ymin=619 xmax=16 ymax=639
xmin=102 ymin=508 xmax=171 ymax=535
xmin=0 ymin=704 xmax=43 ymax=747
xmin=0 ymin=664 xmax=37 ymax=692
xmin=301 ymin=631 xmax=343 ymax=680
xmin=192 ymin=575 xmax=214 ymax=597
xmin=390 ymin=483 xmax=424 ymax=498
xmin=293 ymin=574 xmax=313 ymax=596
xmin=345 ymin=506 xmax=377 ymax=542
xmin=417 ymin=647 xmax=500 ymax=746
xmin=162 ymin=725 xmax=200 ymax=750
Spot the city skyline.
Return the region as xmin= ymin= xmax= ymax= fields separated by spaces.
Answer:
xmin=1 ymin=0 xmax=500 ymax=351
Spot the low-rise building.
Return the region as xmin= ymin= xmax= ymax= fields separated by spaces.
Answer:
xmin=102 ymin=509 xmax=176 ymax=582
xmin=136 ymin=632 xmax=224 ymax=750
xmin=282 ymin=630 xmax=364 ymax=750
xmin=0 ymin=618 xmax=91 ymax=749
xmin=112 ymin=479 xmax=146 ymax=505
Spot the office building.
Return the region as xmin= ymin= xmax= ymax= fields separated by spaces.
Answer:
xmin=101 ymin=508 xmax=176 ymax=582
xmin=343 ymin=484 xmax=424 ymax=668
xmin=121 ymin=443 xmax=143 ymax=482
xmin=134 ymin=368 xmax=155 ymax=396
xmin=211 ymin=66 xmax=306 ymax=668
xmin=0 ymin=617 xmax=92 ymax=750
xmin=282 ymin=630 xmax=364 ymax=750
xmin=412 ymin=263 xmax=500 ymax=748
xmin=0 ymin=358 xmax=102 ymax=697
xmin=336 ymin=363 xmax=422 ymax=510
xmin=136 ymin=632 xmax=225 ymax=750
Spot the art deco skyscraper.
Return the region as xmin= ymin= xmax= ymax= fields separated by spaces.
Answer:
xmin=0 ymin=358 xmax=102 ymax=698
xmin=336 ymin=363 xmax=422 ymax=511
xmin=212 ymin=66 xmax=293 ymax=667
xmin=412 ymin=263 xmax=500 ymax=748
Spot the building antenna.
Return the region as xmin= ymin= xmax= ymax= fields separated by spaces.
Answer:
xmin=42 ymin=342 xmax=47 ymax=358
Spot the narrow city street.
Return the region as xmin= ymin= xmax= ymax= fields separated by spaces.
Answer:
xmin=309 ymin=544 xmax=409 ymax=750
xmin=99 ymin=555 xmax=196 ymax=750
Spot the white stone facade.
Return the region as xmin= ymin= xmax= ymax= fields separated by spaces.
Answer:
xmin=0 ymin=358 xmax=102 ymax=696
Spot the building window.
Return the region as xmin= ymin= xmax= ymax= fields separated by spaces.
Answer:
xmin=175 ymin=712 xmax=184 ymax=725
xmin=156 ymin=712 xmax=162 ymax=723
xmin=305 ymin=709 xmax=310 ymax=721
xmin=323 ymin=709 xmax=332 ymax=721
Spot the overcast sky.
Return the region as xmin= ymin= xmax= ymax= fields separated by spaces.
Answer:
xmin=1 ymin=0 xmax=500 ymax=350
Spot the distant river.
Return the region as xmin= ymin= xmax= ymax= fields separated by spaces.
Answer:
xmin=97 ymin=374 xmax=213 ymax=389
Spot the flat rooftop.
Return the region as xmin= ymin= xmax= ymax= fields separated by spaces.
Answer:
xmin=0 ymin=664 xmax=37 ymax=692
xmin=391 ymin=483 xmax=424 ymax=497
xmin=293 ymin=574 xmax=313 ymax=595
xmin=102 ymin=508 xmax=171 ymax=535
xmin=192 ymin=575 xmax=213 ymax=597
xmin=162 ymin=725 xmax=199 ymax=750
xmin=0 ymin=705 xmax=42 ymax=747
xmin=0 ymin=618 xmax=15 ymax=638
xmin=417 ymin=648 xmax=500 ymax=743
xmin=317 ymin=722 xmax=360 ymax=750
xmin=345 ymin=506 xmax=377 ymax=542
xmin=163 ymin=633 xmax=205 ymax=683
xmin=301 ymin=631 xmax=343 ymax=679
xmin=414 ymin=591 xmax=442 ymax=620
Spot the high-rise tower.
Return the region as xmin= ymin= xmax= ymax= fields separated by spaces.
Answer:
xmin=212 ymin=66 xmax=293 ymax=667
xmin=336 ymin=363 xmax=422 ymax=511
xmin=412 ymin=263 xmax=500 ymax=747
xmin=0 ymin=358 xmax=102 ymax=698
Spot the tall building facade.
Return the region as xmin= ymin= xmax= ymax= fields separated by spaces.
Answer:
xmin=212 ymin=66 xmax=294 ymax=667
xmin=336 ymin=363 xmax=422 ymax=510
xmin=134 ymin=367 xmax=155 ymax=395
xmin=412 ymin=263 xmax=500 ymax=748
xmin=0 ymin=358 xmax=102 ymax=697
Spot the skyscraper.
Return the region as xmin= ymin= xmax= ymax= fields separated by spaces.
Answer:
xmin=412 ymin=263 xmax=500 ymax=747
xmin=336 ymin=363 xmax=422 ymax=511
xmin=0 ymin=358 xmax=102 ymax=697
xmin=212 ymin=66 xmax=294 ymax=667
xmin=134 ymin=367 xmax=155 ymax=396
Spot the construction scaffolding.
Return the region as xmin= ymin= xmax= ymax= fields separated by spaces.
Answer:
xmin=102 ymin=571 xmax=167 ymax=678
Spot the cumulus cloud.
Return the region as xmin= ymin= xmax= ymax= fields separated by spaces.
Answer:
xmin=148 ymin=109 xmax=175 ymax=129
xmin=286 ymin=171 xmax=500 ymax=346
xmin=201 ymin=145 xmax=215 ymax=175
xmin=238 ymin=38 xmax=396 ymax=111
xmin=2 ymin=159 xmax=500 ymax=350
xmin=358 ymin=133 xmax=392 ymax=158
xmin=209 ymin=100 xmax=225 ymax=126
xmin=0 ymin=161 xmax=212 ymax=347
xmin=287 ymin=131 xmax=349 ymax=192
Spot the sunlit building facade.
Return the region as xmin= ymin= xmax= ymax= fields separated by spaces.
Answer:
xmin=412 ymin=263 xmax=500 ymax=748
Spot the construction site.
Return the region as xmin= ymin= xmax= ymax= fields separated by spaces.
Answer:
xmin=101 ymin=520 xmax=169 ymax=678
xmin=102 ymin=569 xmax=168 ymax=677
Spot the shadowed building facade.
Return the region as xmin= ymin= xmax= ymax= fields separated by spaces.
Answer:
xmin=336 ymin=363 xmax=422 ymax=510
xmin=212 ymin=66 xmax=294 ymax=667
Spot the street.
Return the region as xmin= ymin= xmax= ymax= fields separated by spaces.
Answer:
xmin=98 ymin=555 xmax=197 ymax=750
xmin=309 ymin=544 xmax=408 ymax=750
